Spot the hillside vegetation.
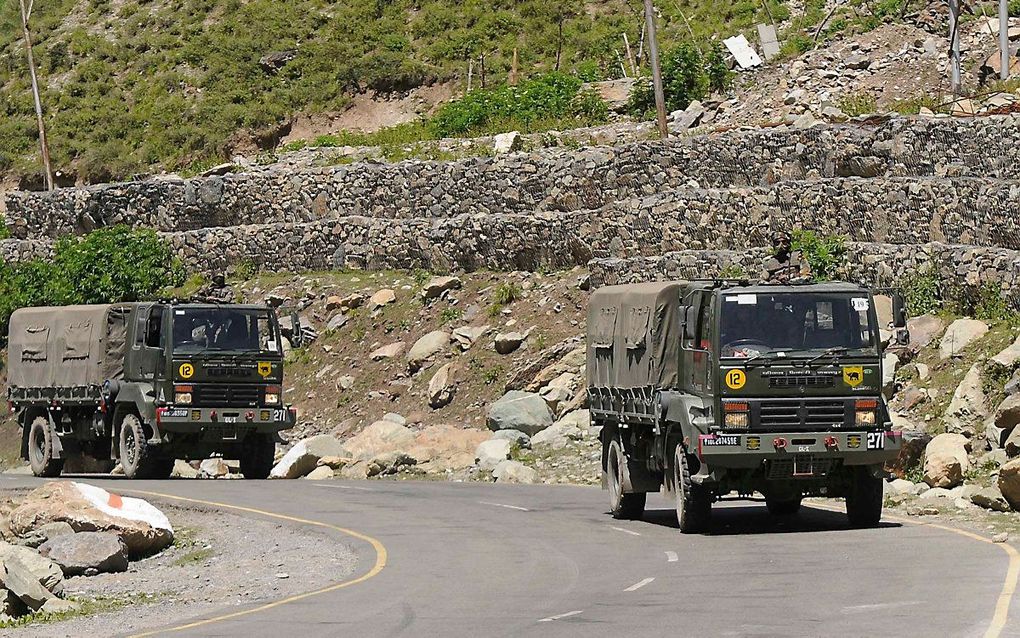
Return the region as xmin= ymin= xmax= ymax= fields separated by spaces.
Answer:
xmin=0 ymin=0 xmax=795 ymax=183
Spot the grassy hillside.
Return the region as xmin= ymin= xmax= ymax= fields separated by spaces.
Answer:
xmin=0 ymin=0 xmax=792 ymax=184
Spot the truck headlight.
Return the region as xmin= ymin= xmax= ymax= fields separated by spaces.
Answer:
xmin=723 ymin=402 xmax=749 ymax=429
xmin=174 ymin=385 xmax=193 ymax=405
xmin=264 ymin=386 xmax=281 ymax=406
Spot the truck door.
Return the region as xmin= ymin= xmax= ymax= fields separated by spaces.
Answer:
xmin=681 ymin=291 xmax=714 ymax=393
xmin=130 ymin=304 xmax=164 ymax=381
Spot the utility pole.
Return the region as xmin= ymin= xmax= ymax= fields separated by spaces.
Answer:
xmin=1000 ymin=0 xmax=1010 ymax=80
xmin=949 ymin=0 xmax=961 ymax=94
xmin=19 ymin=0 xmax=55 ymax=191
xmin=644 ymin=0 xmax=668 ymax=139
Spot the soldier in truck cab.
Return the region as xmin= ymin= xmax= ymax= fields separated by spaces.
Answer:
xmin=762 ymin=231 xmax=812 ymax=284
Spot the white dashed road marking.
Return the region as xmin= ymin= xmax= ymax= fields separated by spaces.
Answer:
xmin=665 ymin=551 xmax=678 ymax=562
xmin=610 ymin=526 xmax=641 ymax=536
xmin=624 ymin=577 xmax=655 ymax=592
xmin=479 ymin=501 xmax=530 ymax=512
xmin=313 ymin=484 xmax=374 ymax=492
xmin=538 ymin=610 xmax=583 ymax=622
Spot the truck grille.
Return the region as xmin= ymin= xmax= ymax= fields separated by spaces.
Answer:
xmin=756 ymin=400 xmax=845 ymax=431
xmin=769 ymin=376 xmax=834 ymax=389
xmin=193 ymin=385 xmax=260 ymax=407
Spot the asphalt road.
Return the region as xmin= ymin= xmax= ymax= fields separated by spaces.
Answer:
xmin=2 ymin=476 xmax=1018 ymax=638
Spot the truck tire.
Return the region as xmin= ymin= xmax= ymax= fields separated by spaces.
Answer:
xmin=119 ymin=414 xmax=166 ymax=479
xmin=240 ymin=433 xmax=275 ymax=479
xmin=765 ymin=497 xmax=803 ymax=516
xmin=607 ymin=438 xmax=646 ymax=520
xmin=846 ymin=466 xmax=884 ymax=528
xmin=28 ymin=416 xmax=64 ymax=478
xmin=674 ymin=446 xmax=711 ymax=534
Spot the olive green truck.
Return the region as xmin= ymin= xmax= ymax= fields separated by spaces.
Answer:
xmin=587 ymin=280 xmax=905 ymax=533
xmin=6 ymin=303 xmax=296 ymax=479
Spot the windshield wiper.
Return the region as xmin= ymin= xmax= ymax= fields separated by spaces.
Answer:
xmin=807 ymin=347 xmax=848 ymax=366
xmin=742 ymin=350 xmax=779 ymax=368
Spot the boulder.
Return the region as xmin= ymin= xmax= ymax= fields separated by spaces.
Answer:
xmin=530 ymin=410 xmax=590 ymax=449
xmin=366 ymin=451 xmax=417 ymax=477
xmin=199 ymin=458 xmax=230 ymax=478
xmin=491 ymin=429 xmax=531 ymax=449
xmin=302 ymin=466 xmax=335 ymax=480
xmin=991 ymin=335 xmax=1020 ymax=368
xmin=886 ymin=430 xmax=930 ymax=479
xmin=326 ymin=313 xmax=348 ymax=332
xmin=428 ymin=363 xmax=456 ymax=409
xmin=882 ymin=352 xmax=900 ymax=399
xmin=9 ymin=482 xmax=173 ymax=557
xmin=0 ymin=543 xmax=63 ymax=594
xmin=369 ymin=288 xmax=396 ymax=309
xmin=452 ymin=325 xmax=490 ymax=351
xmin=325 ymin=295 xmax=344 ymax=311
xmin=998 ymin=458 xmax=1020 ymax=510
xmin=341 ymin=420 xmax=416 ymax=461
xmin=494 ymin=332 xmax=526 ymax=355
xmin=370 ymin=341 xmax=405 ymax=361
xmin=487 ymin=391 xmax=555 ymax=436
xmin=939 ymin=319 xmax=989 ymax=359
xmin=38 ymin=531 xmax=128 ymax=576
xmin=171 ymin=460 xmax=199 ymax=479
xmin=907 ymin=315 xmax=945 ymax=353
xmin=493 ymin=131 xmax=523 ymax=154
xmin=406 ymin=424 xmax=490 ymax=470
xmin=40 ymin=597 xmax=78 ymax=614
xmin=270 ymin=435 xmax=346 ymax=479
xmin=316 ymin=456 xmax=352 ymax=470
xmin=339 ymin=292 xmax=367 ymax=310
xmin=1005 ymin=426 xmax=1020 ymax=458
xmin=1 ymin=555 xmax=55 ymax=611
xmin=475 ymin=439 xmax=512 ymax=471
xmin=492 ymin=460 xmax=539 ymax=484
xmin=922 ymin=433 xmax=971 ymax=488
xmin=421 ymin=276 xmax=462 ymax=300
xmin=1008 ymin=370 xmax=1020 ymax=396
xmin=972 ymin=486 xmax=1011 ymax=512
xmin=338 ymin=375 xmax=356 ymax=390
xmin=943 ymin=364 xmax=988 ymax=436
xmin=407 ymin=331 xmax=450 ymax=371
xmin=382 ymin=412 xmax=407 ymax=425
xmin=886 ymin=478 xmax=923 ymax=496
xmin=13 ymin=520 xmax=75 ymax=549
xmin=994 ymin=394 xmax=1020 ymax=437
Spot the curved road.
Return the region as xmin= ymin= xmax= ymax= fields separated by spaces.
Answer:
xmin=3 ymin=476 xmax=1018 ymax=637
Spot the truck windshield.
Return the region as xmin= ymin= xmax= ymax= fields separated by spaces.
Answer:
xmin=171 ymin=308 xmax=280 ymax=354
xmin=718 ymin=293 xmax=876 ymax=359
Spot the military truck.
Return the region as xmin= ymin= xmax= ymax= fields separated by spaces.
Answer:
xmin=6 ymin=303 xmax=296 ymax=479
xmin=587 ymin=281 xmax=905 ymax=533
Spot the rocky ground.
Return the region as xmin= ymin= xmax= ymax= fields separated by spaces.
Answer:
xmin=0 ymin=482 xmax=355 ymax=635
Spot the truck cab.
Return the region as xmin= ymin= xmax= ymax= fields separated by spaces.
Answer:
xmin=588 ymin=280 xmax=904 ymax=533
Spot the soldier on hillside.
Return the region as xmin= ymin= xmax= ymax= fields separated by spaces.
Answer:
xmin=199 ymin=273 xmax=235 ymax=303
xmin=762 ymin=231 xmax=812 ymax=284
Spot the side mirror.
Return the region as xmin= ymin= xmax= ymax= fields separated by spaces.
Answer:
xmin=891 ymin=294 xmax=907 ymax=329
xmin=289 ymin=311 xmax=304 ymax=349
xmin=683 ymin=306 xmax=698 ymax=340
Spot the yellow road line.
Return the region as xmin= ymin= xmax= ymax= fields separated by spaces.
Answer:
xmin=811 ymin=501 xmax=1019 ymax=638
xmin=123 ymin=489 xmax=388 ymax=638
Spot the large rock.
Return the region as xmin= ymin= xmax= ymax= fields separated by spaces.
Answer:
xmin=369 ymin=288 xmax=396 ymax=309
xmin=270 ymin=435 xmax=346 ymax=479
xmin=907 ymin=315 xmax=945 ymax=353
xmin=530 ymin=410 xmax=589 ymax=449
xmin=972 ymin=486 xmax=1011 ymax=512
xmin=428 ymin=363 xmax=456 ymax=409
xmin=1 ymin=555 xmax=54 ymax=611
xmin=9 ymin=482 xmax=173 ymax=557
xmin=366 ymin=451 xmax=416 ymax=477
xmin=0 ymin=543 xmax=63 ymax=594
xmin=487 ymin=391 xmax=555 ymax=436
xmin=452 ymin=325 xmax=490 ymax=351
xmin=998 ymin=458 xmax=1020 ymax=510
xmin=303 ymin=466 xmax=335 ymax=480
xmin=994 ymin=394 xmax=1020 ymax=437
xmin=939 ymin=319 xmax=989 ymax=359
xmin=421 ymin=276 xmax=462 ymax=300
xmin=407 ymin=424 xmax=490 ymax=471
xmin=38 ymin=532 xmax=128 ymax=576
xmin=494 ymin=332 xmax=526 ymax=355
xmin=407 ymin=331 xmax=450 ymax=371
xmin=171 ymin=460 xmax=199 ymax=479
xmin=493 ymin=131 xmax=523 ymax=154
xmin=475 ymin=439 xmax=512 ymax=471
xmin=370 ymin=341 xmax=405 ymax=361
xmin=341 ymin=420 xmax=416 ymax=461
xmin=882 ymin=352 xmax=900 ymax=400
xmin=492 ymin=460 xmax=539 ymax=484
xmin=922 ymin=433 xmax=971 ymax=488
xmin=199 ymin=458 xmax=230 ymax=478
xmin=1005 ymin=426 xmax=1020 ymax=458
xmin=991 ymin=335 xmax=1020 ymax=368
xmin=943 ymin=364 xmax=988 ymax=436
xmin=491 ymin=429 xmax=531 ymax=449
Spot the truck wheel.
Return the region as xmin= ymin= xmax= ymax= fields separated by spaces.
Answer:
xmin=765 ymin=497 xmax=802 ymax=516
xmin=607 ymin=438 xmax=646 ymax=520
xmin=674 ymin=446 xmax=711 ymax=534
xmin=846 ymin=466 xmax=884 ymax=528
xmin=239 ymin=433 xmax=276 ymax=479
xmin=119 ymin=414 xmax=161 ymax=479
xmin=28 ymin=417 xmax=64 ymax=478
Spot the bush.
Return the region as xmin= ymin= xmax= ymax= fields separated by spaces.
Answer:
xmin=1012 ymin=0 xmax=1020 ymax=17
xmin=628 ymin=41 xmax=732 ymax=117
xmin=790 ymin=230 xmax=847 ymax=281
xmin=0 ymin=226 xmax=184 ymax=345
xmin=899 ymin=266 xmax=942 ymax=316
xmin=837 ymin=92 xmax=877 ymax=117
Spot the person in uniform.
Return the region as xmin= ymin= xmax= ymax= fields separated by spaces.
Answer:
xmin=199 ymin=273 xmax=234 ymax=303
xmin=762 ymin=231 xmax=812 ymax=284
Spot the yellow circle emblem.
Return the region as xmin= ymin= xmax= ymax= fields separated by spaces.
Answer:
xmin=725 ymin=369 xmax=746 ymax=390
xmin=179 ymin=362 xmax=195 ymax=379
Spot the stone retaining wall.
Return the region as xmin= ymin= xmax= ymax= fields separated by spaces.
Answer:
xmin=5 ymin=115 xmax=1020 ymax=240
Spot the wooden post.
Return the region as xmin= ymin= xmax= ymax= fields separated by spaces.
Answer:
xmin=19 ymin=0 xmax=54 ymax=191
xmin=467 ymin=59 xmax=474 ymax=92
xmin=509 ymin=47 xmax=519 ymax=85
xmin=623 ymin=33 xmax=637 ymax=77
xmin=556 ymin=11 xmax=565 ymax=71
xmin=480 ymin=52 xmax=486 ymax=89
xmin=644 ymin=0 xmax=668 ymax=139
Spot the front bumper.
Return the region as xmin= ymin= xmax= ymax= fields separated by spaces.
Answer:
xmin=156 ymin=405 xmax=296 ymax=436
xmin=696 ymin=430 xmax=902 ymax=469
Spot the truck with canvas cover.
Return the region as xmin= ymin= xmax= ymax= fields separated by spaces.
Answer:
xmin=587 ymin=281 xmax=905 ymax=533
xmin=6 ymin=303 xmax=296 ymax=479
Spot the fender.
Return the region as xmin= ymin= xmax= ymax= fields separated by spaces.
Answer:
xmin=659 ymin=390 xmax=712 ymax=443
xmin=18 ymin=409 xmax=66 ymax=460
xmin=112 ymin=382 xmax=160 ymax=441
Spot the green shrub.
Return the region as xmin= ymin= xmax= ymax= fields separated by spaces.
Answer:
xmin=1011 ymin=0 xmax=1020 ymax=17
xmin=0 ymin=216 xmax=9 ymax=240
xmin=836 ymin=91 xmax=877 ymax=117
xmin=899 ymin=266 xmax=942 ymax=316
xmin=790 ymin=230 xmax=847 ymax=281
xmin=628 ymin=41 xmax=732 ymax=117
